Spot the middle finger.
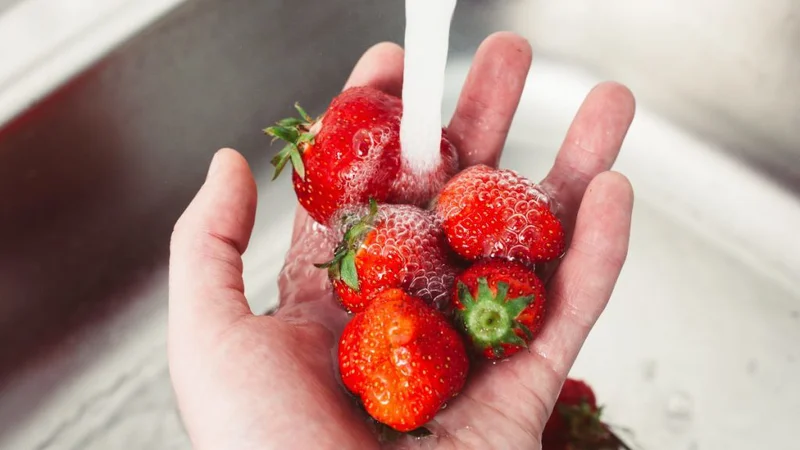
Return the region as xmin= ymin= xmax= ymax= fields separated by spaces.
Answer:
xmin=448 ymin=31 xmax=533 ymax=169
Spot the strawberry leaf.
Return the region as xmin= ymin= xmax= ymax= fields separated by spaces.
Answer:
xmin=270 ymin=145 xmax=294 ymax=180
xmin=476 ymin=278 xmax=493 ymax=303
xmin=340 ymin=251 xmax=359 ymax=291
xmin=319 ymin=198 xmax=380 ymax=292
xmin=298 ymin=132 xmax=316 ymax=146
xmin=294 ymin=102 xmax=312 ymax=122
xmin=505 ymin=294 xmax=534 ymax=319
xmin=265 ymin=125 xmax=299 ymax=143
xmin=290 ymin=148 xmax=305 ymax=180
xmin=493 ymin=281 xmax=509 ymax=304
xmin=278 ymin=117 xmax=303 ymax=127
xmin=457 ymin=281 xmax=476 ymax=309
xmin=264 ymin=103 xmax=315 ymax=182
xmin=500 ymin=329 xmax=528 ymax=349
xmin=314 ymin=246 xmax=347 ymax=269
xmin=513 ymin=321 xmax=534 ymax=342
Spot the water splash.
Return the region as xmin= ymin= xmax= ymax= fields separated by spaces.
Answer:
xmin=400 ymin=0 xmax=457 ymax=174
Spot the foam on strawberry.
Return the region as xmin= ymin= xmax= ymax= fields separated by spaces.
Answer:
xmin=436 ymin=165 xmax=565 ymax=265
xmin=376 ymin=205 xmax=457 ymax=310
xmin=336 ymin=203 xmax=458 ymax=311
xmin=341 ymin=124 xmax=399 ymax=205
xmin=399 ymin=0 xmax=457 ymax=175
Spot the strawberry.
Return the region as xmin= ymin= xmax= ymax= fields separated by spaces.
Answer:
xmin=316 ymin=199 xmax=460 ymax=313
xmin=542 ymin=378 xmax=632 ymax=449
xmin=451 ymin=259 xmax=546 ymax=359
xmin=434 ymin=164 xmax=566 ymax=266
xmin=339 ymin=289 xmax=469 ymax=432
xmin=265 ymin=86 xmax=458 ymax=226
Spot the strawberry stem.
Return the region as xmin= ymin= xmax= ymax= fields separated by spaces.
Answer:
xmin=314 ymin=199 xmax=380 ymax=291
xmin=456 ymin=278 xmax=534 ymax=354
xmin=264 ymin=102 xmax=317 ymax=181
xmin=552 ymin=400 xmax=635 ymax=449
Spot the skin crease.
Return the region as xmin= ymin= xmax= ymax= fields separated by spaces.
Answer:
xmin=168 ymin=32 xmax=636 ymax=450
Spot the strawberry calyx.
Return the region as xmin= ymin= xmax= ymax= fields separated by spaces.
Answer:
xmin=455 ymin=278 xmax=534 ymax=356
xmin=314 ymin=198 xmax=380 ymax=291
xmin=264 ymin=102 xmax=317 ymax=181
xmin=550 ymin=400 xmax=633 ymax=449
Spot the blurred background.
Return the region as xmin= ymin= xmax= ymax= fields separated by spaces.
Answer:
xmin=0 ymin=0 xmax=798 ymax=449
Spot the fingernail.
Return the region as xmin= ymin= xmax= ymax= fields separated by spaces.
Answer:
xmin=207 ymin=151 xmax=222 ymax=180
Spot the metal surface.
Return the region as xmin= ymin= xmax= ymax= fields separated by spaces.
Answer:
xmin=1 ymin=0 xmax=799 ymax=448
xmin=0 ymin=0 xmax=492 ymax=447
xmin=0 ymin=0 xmax=397 ymax=373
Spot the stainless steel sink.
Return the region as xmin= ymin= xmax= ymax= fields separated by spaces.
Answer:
xmin=1 ymin=1 xmax=799 ymax=449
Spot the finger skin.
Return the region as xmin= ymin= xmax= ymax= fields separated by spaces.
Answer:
xmin=448 ymin=31 xmax=533 ymax=169
xmin=542 ymin=82 xmax=636 ymax=237
xmin=535 ymin=171 xmax=634 ymax=374
xmin=169 ymin=148 xmax=257 ymax=333
xmin=343 ymin=41 xmax=405 ymax=96
xmin=436 ymin=172 xmax=634 ymax=448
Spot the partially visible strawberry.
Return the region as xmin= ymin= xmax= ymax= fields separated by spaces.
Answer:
xmin=434 ymin=164 xmax=566 ymax=266
xmin=451 ymin=259 xmax=546 ymax=360
xmin=316 ymin=199 xmax=460 ymax=313
xmin=339 ymin=289 xmax=469 ymax=432
xmin=265 ymin=86 xmax=458 ymax=226
xmin=542 ymin=378 xmax=632 ymax=449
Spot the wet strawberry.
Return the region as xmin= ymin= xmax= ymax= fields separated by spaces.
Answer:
xmin=452 ymin=259 xmax=546 ymax=359
xmin=435 ymin=164 xmax=565 ymax=266
xmin=317 ymin=199 xmax=460 ymax=313
xmin=338 ymin=289 xmax=469 ymax=432
xmin=266 ymin=86 xmax=458 ymax=226
xmin=542 ymin=378 xmax=632 ymax=449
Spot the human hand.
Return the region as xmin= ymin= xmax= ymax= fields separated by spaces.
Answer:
xmin=168 ymin=32 xmax=635 ymax=450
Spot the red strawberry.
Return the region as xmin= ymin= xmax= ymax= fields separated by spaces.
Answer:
xmin=338 ymin=289 xmax=469 ymax=432
xmin=451 ymin=259 xmax=546 ymax=359
xmin=265 ymin=86 xmax=458 ymax=226
xmin=434 ymin=164 xmax=566 ymax=266
xmin=542 ymin=378 xmax=632 ymax=449
xmin=316 ymin=199 xmax=460 ymax=313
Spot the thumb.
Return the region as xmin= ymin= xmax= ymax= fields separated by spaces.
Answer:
xmin=168 ymin=148 xmax=257 ymax=339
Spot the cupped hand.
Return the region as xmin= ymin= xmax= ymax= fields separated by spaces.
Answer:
xmin=168 ymin=32 xmax=635 ymax=450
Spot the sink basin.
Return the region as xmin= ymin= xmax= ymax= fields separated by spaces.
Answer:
xmin=1 ymin=1 xmax=799 ymax=448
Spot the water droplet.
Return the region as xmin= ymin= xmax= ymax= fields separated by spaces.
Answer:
xmin=373 ymin=376 xmax=392 ymax=405
xmin=665 ymin=391 xmax=694 ymax=432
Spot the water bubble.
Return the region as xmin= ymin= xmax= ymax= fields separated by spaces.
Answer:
xmin=373 ymin=376 xmax=392 ymax=405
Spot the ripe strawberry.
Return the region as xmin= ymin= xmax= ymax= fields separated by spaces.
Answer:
xmin=265 ymin=86 xmax=458 ymax=226
xmin=542 ymin=378 xmax=632 ymax=449
xmin=316 ymin=199 xmax=460 ymax=313
xmin=434 ymin=164 xmax=566 ymax=266
xmin=451 ymin=259 xmax=546 ymax=359
xmin=338 ymin=289 xmax=469 ymax=432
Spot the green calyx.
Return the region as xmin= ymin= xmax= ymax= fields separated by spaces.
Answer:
xmin=263 ymin=103 xmax=316 ymax=181
xmin=456 ymin=278 xmax=535 ymax=356
xmin=556 ymin=402 xmax=632 ymax=449
xmin=313 ymin=199 xmax=380 ymax=291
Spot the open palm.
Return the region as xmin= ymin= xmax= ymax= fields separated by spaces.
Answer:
xmin=168 ymin=32 xmax=635 ymax=450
